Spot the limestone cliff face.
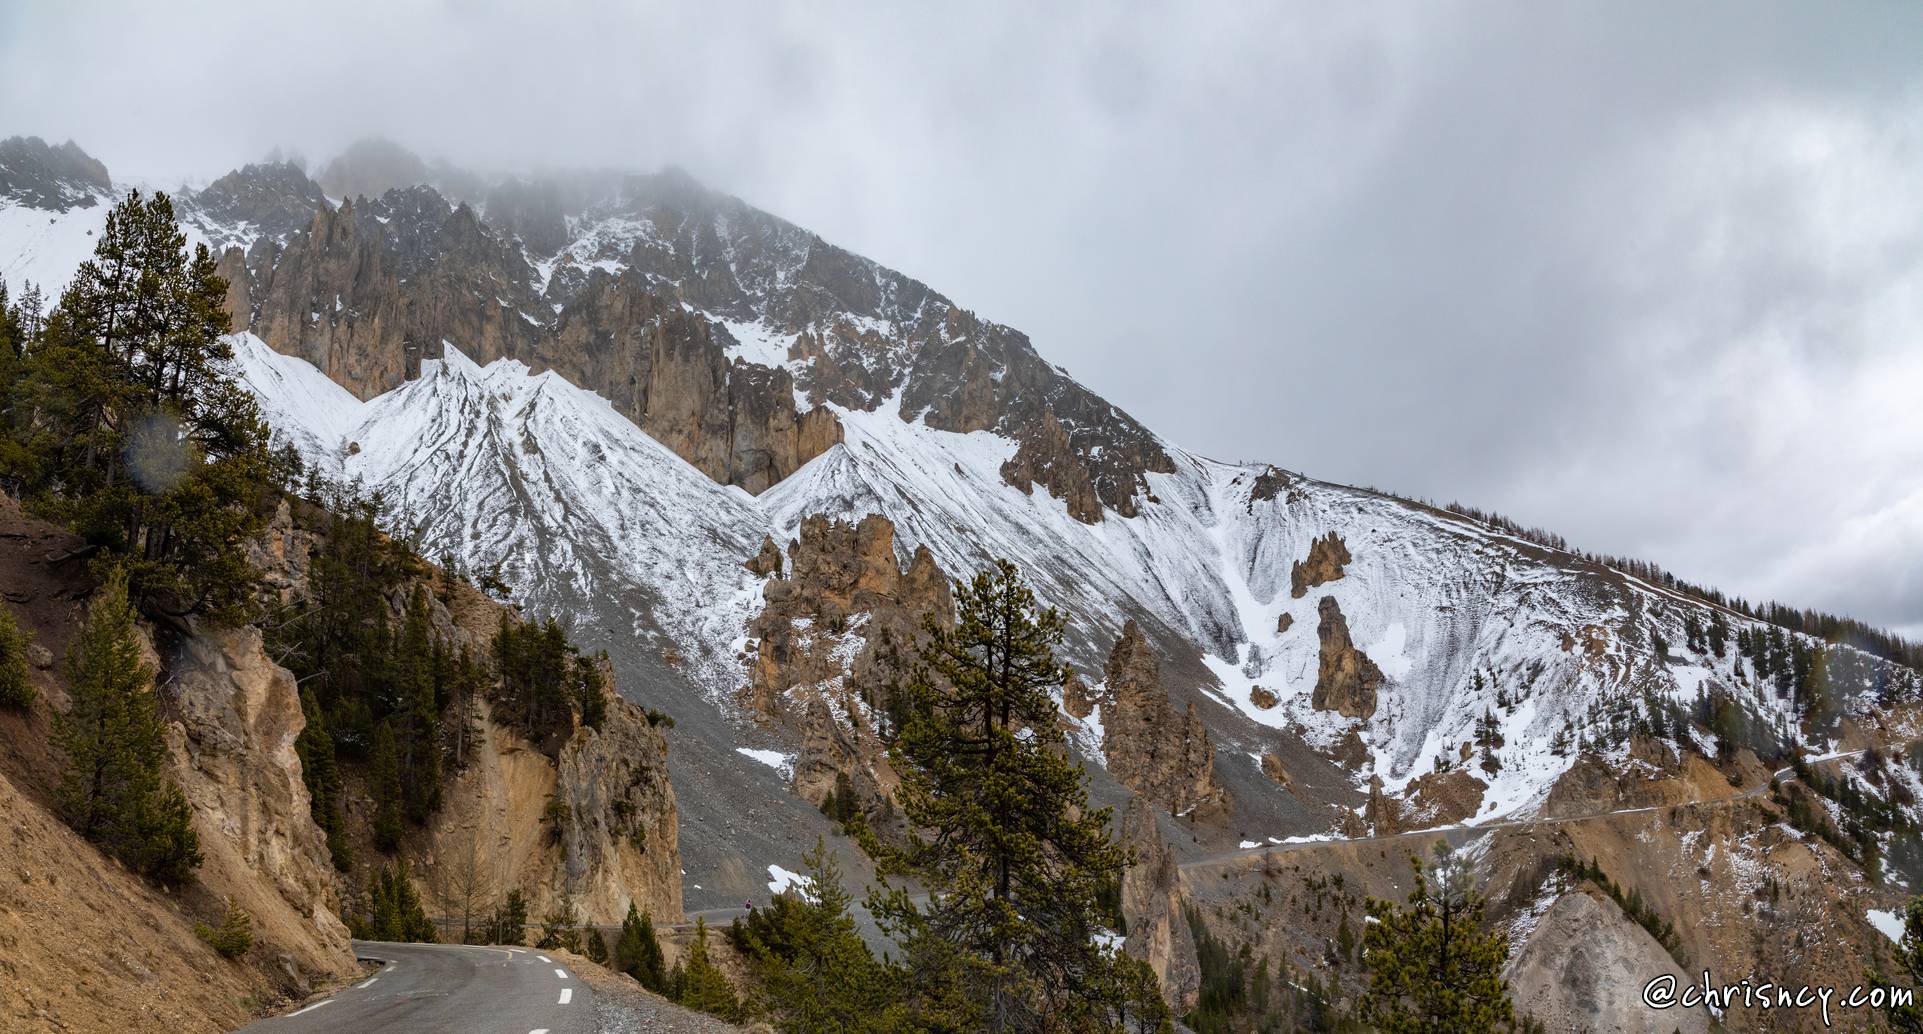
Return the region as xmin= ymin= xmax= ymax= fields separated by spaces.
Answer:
xmin=1098 ymin=622 xmax=1229 ymax=818
xmin=740 ymin=514 xmax=952 ymax=810
xmin=250 ymin=500 xmax=685 ymax=927
xmin=166 ymin=626 xmax=355 ymax=982
xmin=543 ymin=277 xmax=843 ymax=492
xmin=246 ymin=189 xmax=540 ymax=396
xmin=553 ymin=690 xmax=683 ymax=923
xmin=1119 ymin=795 xmax=1200 ymax=1013
xmin=232 ymin=176 xmax=843 ymax=493
xmin=1312 ymin=596 xmax=1381 ymax=719
xmin=220 ymin=153 xmax=1168 ymax=517
xmin=410 ymin=691 xmax=683 ymax=928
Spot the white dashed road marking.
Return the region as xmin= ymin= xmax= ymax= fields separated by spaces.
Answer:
xmin=558 ymin=987 xmax=573 ymax=1005
xmin=537 ymin=955 xmax=551 ymax=963
xmin=530 ymin=1029 xmax=550 ymax=1034
xmin=357 ymin=976 xmax=378 ymax=989
xmin=287 ymin=1000 xmax=332 ymax=1017
xmin=554 ymin=967 xmax=569 ymax=979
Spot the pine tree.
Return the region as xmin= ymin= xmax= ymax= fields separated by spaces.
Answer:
xmin=678 ymin=917 xmax=742 ymax=1020
xmin=1359 ymin=849 xmax=1519 ymax=1033
xmin=0 ymin=605 xmax=35 ymax=710
xmin=357 ymin=861 xmax=437 ymax=943
xmin=873 ymin=559 xmax=1142 ymax=1032
xmin=369 ymin=720 xmax=404 ymax=852
xmin=196 ymin=899 xmax=254 ymax=959
xmin=53 ymin=567 xmax=201 ymax=884
xmin=395 ymin=588 xmax=442 ymax=823
xmin=487 ymin=888 xmax=529 ymax=946
xmin=731 ymin=837 xmax=897 ymax=1033
xmin=294 ymin=687 xmax=351 ymax=870
xmin=537 ymin=892 xmax=583 ymax=953
xmin=586 ymin=927 xmax=609 ymax=965
xmin=19 ymin=191 xmax=271 ymax=622
xmin=616 ymin=902 xmax=668 ymax=993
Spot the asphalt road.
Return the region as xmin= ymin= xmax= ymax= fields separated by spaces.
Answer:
xmin=236 ymin=940 xmax=594 ymax=1034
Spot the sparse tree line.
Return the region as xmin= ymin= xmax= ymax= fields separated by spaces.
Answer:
xmin=1433 ymin=498 xmax=1923 ymax=676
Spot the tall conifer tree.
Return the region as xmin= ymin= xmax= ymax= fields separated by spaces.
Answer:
xmin=874 ymin=559 xmax=1143 ymax=1032
xmin=1359 ymin=849 xmax=1519 ymax=1033
xmin=53 ymin=567 xmax=201 ymax=884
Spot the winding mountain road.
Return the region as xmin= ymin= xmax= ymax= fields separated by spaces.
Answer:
xmin=236 ymin=941 xmax=593 ymax=1034
xmin=1180 ymin=751 xmax=1866 ymax=872
xmin=232 ymin=752 xmax=1870 ymax=1031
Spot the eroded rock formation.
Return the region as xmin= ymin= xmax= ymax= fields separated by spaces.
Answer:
xmin=1290 ymin=532 xmax=1351 ymax=598
xmin=740 ymin=514 xmax=952 ymax=810
xmin=1099 ymin=622 xmax=1228 ymax=818
xmin=1119 ymin=795 xmax=1201 ymax=1013
xmin=1508 ymin=890 xmax=1709 ymax=1034
xmin=1312 ymin=596 xmax=1381 ymax=719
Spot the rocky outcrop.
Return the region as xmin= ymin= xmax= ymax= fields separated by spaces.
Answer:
xmin=191 ymin=161 xmax=329 ymax=247
xmin=741 ymin=514 xmax=952 ymax=810
xmin=1249 ymin=685 xmax=1278 ymax=710
xmin=246 ymin=188 xmax=542 ymax=396
xmin=1258 ymin=752 xmax=1292 ymax=789
xmin=248 ymin=499 xmax=685 ymax=928
xmin=1099 ymin=622 xmax=1229 ymax=818
xmin=1362 ymin=775 xmax=1399 ymax=836
xmin=1508 ymin=890 xmax=1709 ymax=1034
xmin=1402 ymin=769 xmax=1487 ymax=827
xmin=215 ymin=247 xmax=252 ymax=331
xmin=1312 ymin=596 xmax=1381 ymax=719
xmin=546 ymin=286 xmax=842 ymax=492
xmin=0 ymin=135 xmax=111 ymax=210
xmin=999 ymin=410 xmax=1103 ymax=522
xmin=1062 ymin=675 xmax=1096 ymax=720
xmin=166 ymin=626 xmax=355 ymax=982
xmin=552 ymin=690 xmax=683 ymax=923
xmin=744 ymin=535 xmax=783 ymax=578
xmin=1119 ymin=795 xmax=1200 ymax=1013
xmin=1290 ymin=532 xmax=1351 ymax=598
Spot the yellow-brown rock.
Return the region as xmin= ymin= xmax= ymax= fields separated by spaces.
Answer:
xmin=1312 ymin=596 xmax=1381 ymax=719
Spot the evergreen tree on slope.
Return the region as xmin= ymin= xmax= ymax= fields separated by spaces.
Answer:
xmin=872 ymin=559 xmax=1145 ymax=1032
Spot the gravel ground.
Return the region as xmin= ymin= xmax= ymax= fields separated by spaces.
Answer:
xmin=550 ymin=951 xmax=759 ymax=1034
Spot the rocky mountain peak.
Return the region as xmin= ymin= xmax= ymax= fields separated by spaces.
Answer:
xmin=189 ymin=160 xmax=328 ymax=245
xmin=0 ymin=135 xmax=112 ymax=211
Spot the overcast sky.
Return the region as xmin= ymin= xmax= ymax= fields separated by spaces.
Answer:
xmin=3 ymin=1 xmax=1919 ymax=636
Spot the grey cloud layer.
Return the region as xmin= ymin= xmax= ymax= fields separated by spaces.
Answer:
xmin=2 ymin=0 xmax=1918 ymax=633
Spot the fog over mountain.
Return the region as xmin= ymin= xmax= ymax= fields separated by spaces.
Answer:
xmin=3 ymin=0 xmax=1921 ymax=635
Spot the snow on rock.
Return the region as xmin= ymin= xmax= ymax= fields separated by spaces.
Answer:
xmin=224 ymin=329 xmax=1911 ymax=827
xmin=0 ymin=196 xmax=111 ymax=301
xmin=736 ymin=748 xmax=796 ymax=778
xmin=767 ymin=864 xmax=814 ymax=899
xmin=10 ymin=177 xmax=1907 ymax=834
xmin=1868 ymin=908 xmax=1908 ymax=945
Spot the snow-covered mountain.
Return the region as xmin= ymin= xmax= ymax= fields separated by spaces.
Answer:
xmin=6 ymin=135 xmax=1918 ymax=849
